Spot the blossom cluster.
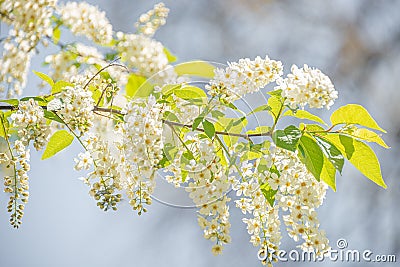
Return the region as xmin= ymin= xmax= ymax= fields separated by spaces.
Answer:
xmin=0 ymin=140 xmax=30 ymax=228
xmin=11 ymin=99 xmax=50 ymax=150
xmin=76 ymin=135 xmax=122 ymax=211
xmin=207 ymin=56 xmax=283 ymax=103
xmin=164 ymin=134 xmax=233 ymax=254
xmin=117 ymin=96 xmax=165 ymax=214
xmin=275 ymin=64 xmax=338 ymax=109
xmin=233 ymin=148 xmax=330 ymax=263
xmin=49 ymin=85 xmax=95 ymax=135
xmin=115 ymin=32 xmax=172 ymax=80
xmin=58 ymin=1 xmax=113 ymax=45
xmin=135 ymin=2 xmax=169 ymax=37
xmin=0 ymin=0 xmax=57 ymax=96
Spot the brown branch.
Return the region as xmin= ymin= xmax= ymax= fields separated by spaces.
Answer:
xmin=0 ymin=105 xmax=272 ymax=139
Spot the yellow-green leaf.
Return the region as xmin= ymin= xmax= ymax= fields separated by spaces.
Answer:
xmin=267 ymin=95 xmax=284 ymax=122
xmin=330 ymin=104 xmax=386 ymax=132
xmin=42 ymin=130 xmax=74 ymax=160
xmin=52 ymin=80 xmax=73 ymax=94
xmin=246 ymin=126 xmax=271 ymax=135
xmin=52 ymin=27 xmax=61 ymax=45
xmin=174 ymin=86 xmax=207 ymax=99
xmin=126 ymin=73 xmax=148 ymax=98
xmin=215 ymin=117 xmax=247 ymax=147
xmin=346 ymin=128 xmax=389 ymax=149
xmin=284 ymin=109 xmax=327 ymax=125
xmin=33 ymin=70 xmax=54 ymax=87
xmin=174 ymin=61 xmax=215 ymax=78
xmin=298 ymin=135 xmax=324 ymax=181
xmin=320 ymin=154 xmax=337 ymax=191
xmin=323 ymin=134 xmax=387 ymax=188
xmin=163 ymin=47 xmax=177 ymax=63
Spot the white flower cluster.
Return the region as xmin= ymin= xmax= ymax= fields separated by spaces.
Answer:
xmin=58 ymin=2 xmax=113 ymax=45
xmin=75 ymin=135 xmax=122 ymax=211
xmin=233 ymin=162 xmax=282 ymax=261
xmin=49 ymin=85 xmax=95 ymax=135
xmin=118 ymin=95 xmax=164 ymax=214
xmin=0 ymin=0 xmax=56 ymax=96
xmin=165 ymin=135 xmax=233 ymax=254
xmin=135 ymin=2 xmax=169 ymax=37
xmin=0 ymin=140 xmax=30 ymax=228
xmin=116 ymin=32 xmax=170 ymax=78
xmin=233 ymin=148 xmax=330 ymax=262
xmin=275 ymin=64 xmax=338 ymax=109
xmin=207 ymin=56 xmax=283 ymax=103
xmin=11 ymin=99 xmax=50 ymax=150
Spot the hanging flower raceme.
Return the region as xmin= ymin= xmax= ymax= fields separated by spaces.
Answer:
xmin=135 ymin=2 xmax=169 ymax=37
xmin=233 ymin=147 xmax=330 ymax=264
xmin=0 ymin=140 xmax=30 ymax=228
xmin=116 ymin=95 xmax=165 ymax=214
xmin=48 ymin=85 xmax=95 ymax=135
xmin=207 ymin=56 xmax=283 ymax=103
xmin=11 ymin=99 xmax=50 ymax=151
xmin=275 ymin=64 xmax=338 ymax=109
xmin=0 ymin=0 xmax=56 ymax=96
xmin=58 ymin=1 xmax=113 ymax=45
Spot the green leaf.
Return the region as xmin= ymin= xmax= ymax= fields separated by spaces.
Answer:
xmin=247 ymin=104 xmax=271 ymax=116
xmin=314 ymin=135 xmax=344 ymax=173
xmin=43 ymin=110 xmax=64 ymax=123
xmin=52 ymin=80 xmax=73 ymax=94
xmin=300 ymin=123 xmax=325 ymax=132
xmin=267 ymin=95 xmax=284 ymax=122
xmin=320 ymin=154 xmax=337 ymax=191
xmin=322 ymin=134 xmax=386 ymax=188
xmin=41 ymin=130 xmax=74 ymax=160
xmin=211 ymin=110 xmax=225 ymax=119
xmin=174 ymin=61 xmax=216 ymax=78
xmin=0 ymin=99 xmax=19 ymax=106
xmin=272 ymin=125 xmax=302 ymax=152
xmin=161 ymin=84 xmax=181 ymax=95
xmin=298 ymin=135 xmax=324 ymax=181
xmin=202 ymin=120 xmax=215 ymax=139
xmin=215 ymin=117 xmax=247 ymax=147
xmin=192 ymin=116 xmax=204 ymax=131
xmin=284 ymin=109 xmax=327 ymax=125
xmin=174 ymin=86 xmax=207 ymax=100
xmin=125 ymin=73 xmax=154 ymax=98
xmin=163 ymin=47 xmax=177 ymax=63
xmin=33 ymin=70 xmax=54 ymax=87
xmin=330 ymin=104 xmax=386 ymax=132
xmin=52 ymin=27 xmax=61 ymax=45
xmin=345 ymin=128 xmax=389 ymax=149
xmin=260 ymin=183 xmax=278 ymax=206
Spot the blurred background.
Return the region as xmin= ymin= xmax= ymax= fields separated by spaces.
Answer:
xmin=1 ymin=0 xmax=399 ymax=266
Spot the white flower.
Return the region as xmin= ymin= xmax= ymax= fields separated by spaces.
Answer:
xmin=207 ymin=55 xmax=283 ymax=103
xmin=275 ymin=64 xmax=338 ymax=109
xmin=57 ymin=85 xmax=95 ymax=135
xmin=58 ymin=2 xmax=113 ymax=45
xmin=11 ymin=99 xmax=50 ymax=150
xmin=135 ymin=3 xmax=169 ymax=37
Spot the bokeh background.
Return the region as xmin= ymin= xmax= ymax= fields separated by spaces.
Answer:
xmin=1 ymin=0 xmax=399 ymax=266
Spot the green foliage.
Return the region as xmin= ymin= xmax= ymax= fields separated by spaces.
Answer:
xmin=33 ymin=70 xmax=54 ymax=87
xmin=260 ymin=183 xmax=277 ymax=206
xmin=174 ymin=61 xmax=216 ymax=78
xmin=297 ymin=135 xmax=324 ymax=182
xmin=126 ymin=73 xmax=148 ymax=98
xmin=272 ymin=125 xmax=302 ymax=152
xmin=52 ymin=80 xmax=73 ymax=94
xmin=202 ymin=119 xmax=215 ymax=139
xmin=284 ymin=109 xmax=327 ymax=125
xmin=322 ymin=134 xmax=386 ymax=188
xmin=42 ymin=130 xmax=74 ymax=160
xmin=330 ymin=104 xmax=386 ymax=132
xmin=314 ymin=135 xmax=344 ymax=173
xmin=163 ymin=47 xmax=177 ymax=63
